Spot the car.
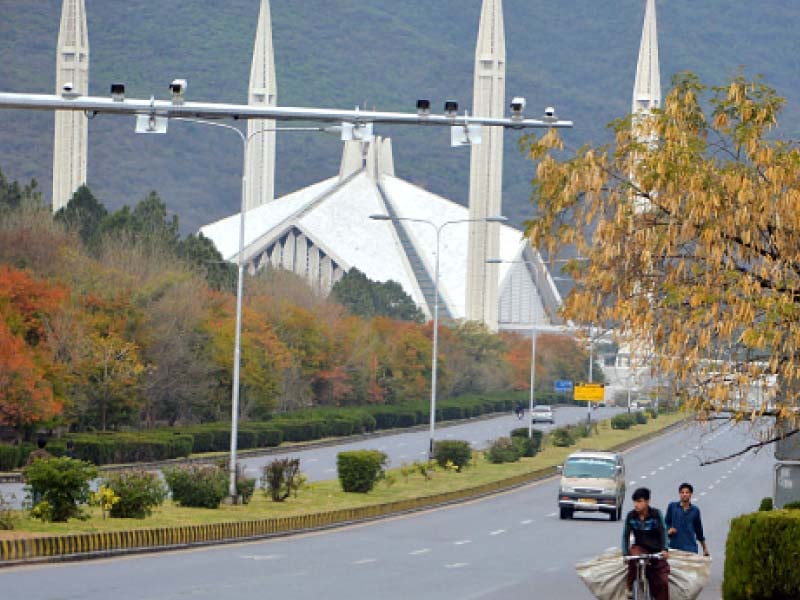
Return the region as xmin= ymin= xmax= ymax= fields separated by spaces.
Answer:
xmin=530 ymin=404 xmax=554 ymax=424
xmin=557 ymin=450 xmax=626 ymax=521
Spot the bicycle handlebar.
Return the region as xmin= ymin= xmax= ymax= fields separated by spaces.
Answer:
xmin=623 ymin=552 xmax=666 ymax=561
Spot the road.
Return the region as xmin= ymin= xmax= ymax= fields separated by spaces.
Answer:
xmin=0 ymin=406 xmax=620 ymax=506
xmin=1 ymin=418 xmax=774 ymax=599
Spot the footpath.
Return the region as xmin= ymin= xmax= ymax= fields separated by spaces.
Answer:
xmin=0 ymin=413 xmax=688 ymax=566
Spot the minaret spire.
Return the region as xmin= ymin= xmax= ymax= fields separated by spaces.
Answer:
xmin=245 ymin=0 xmax=278 ymax=210
xmin=52 ymin=0 xmax=89 ymax=212
xmin=632 ymin=0 xmax=660 ymax=116
xmin=632 ymin=0 xmax=661 ymax=212
xmin=465 ymin=0 xmax=505 ymax=330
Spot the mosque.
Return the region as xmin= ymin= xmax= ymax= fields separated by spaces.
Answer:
xmin=50 ymin=0 xmax=661 ymax=339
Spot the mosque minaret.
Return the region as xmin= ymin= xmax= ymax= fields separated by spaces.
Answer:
xmin=52 ymin=0 xmax=89 ymax=212
xmin=464 ymin=0 xmax=506 ymax=330
xmin=245 ymin=0 xmax=278 ymax=210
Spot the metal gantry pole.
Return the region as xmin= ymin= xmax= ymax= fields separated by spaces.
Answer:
xmin=528 ymin=326 xmax=537 ymax=439
xmin=429 ymin=225 xmax=442 ymax=459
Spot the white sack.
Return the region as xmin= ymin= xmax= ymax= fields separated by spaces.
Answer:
xmin=575 ymin=548 xmax=711 ymax=600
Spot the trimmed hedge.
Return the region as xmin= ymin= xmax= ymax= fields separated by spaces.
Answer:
xmin=0 ymin=445 xmax=19 ymax=471
xmin=510 ymin=427 xmax=543 ymax=456
xmin=433 ymin=440 xmax=472 ymax=471
xmin=723 ymin=510 xmax=800 ymax=599
xmin=337 ymin=450 xmax=387 ymax=493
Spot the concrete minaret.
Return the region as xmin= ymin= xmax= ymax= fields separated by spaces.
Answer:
xmin=632 ymin=0 xmax=661 ymax=116
xmin=632 ymin=0 xmax=661 ymax=212
xmin=52 ymin=0 xmax=89 ymax=212
xmin=245 ymin=0 xmax=278 ymax=210
xmin=465 ymin=0 xmax=505 ymax=329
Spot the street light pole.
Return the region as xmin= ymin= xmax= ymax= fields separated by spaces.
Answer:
xmin=529 ymin=326 xmax=537 ymax=439
xmin=370 ymin=214 xmax=506 ymax=458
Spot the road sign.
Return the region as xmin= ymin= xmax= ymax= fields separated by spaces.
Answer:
xmin=554 ymin=380 xmax=574 ymax=393
xmin=574 ymin=383 xmax=605 ymax=402
xmin=774 ymin=462 xmax=800 ymax=508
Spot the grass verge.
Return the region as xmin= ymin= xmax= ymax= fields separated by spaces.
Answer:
xmin=0 ymin=411 xmax=687 ymax=539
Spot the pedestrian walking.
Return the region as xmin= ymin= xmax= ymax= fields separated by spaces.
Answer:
xmin=666 ymin=482 xmax=709 ymax=556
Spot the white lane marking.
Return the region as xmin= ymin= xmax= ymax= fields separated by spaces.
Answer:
xmin=708 ymin=485 xmax=715 ymax=490
xmin=398 ymin=443 xmax=406 ymax=447
xmin=446 ymin=433 xmax=454 ymax=438
xmin=489 ymin=529 xmax=506 ymax=536
xmin=547 ymin=512 xmax=558 ymax=517
xmin=241 ymin=554 xmax=281 ymax=561
xmin=520 ymin=519 xmax=533 ymax=525
xmin=445 ymin=562 xmax=469 ymax=569
xmin=700 ymin=492 xmax=707 ymax=496
xmin=658 ymin=466 xmax=665 ymax=471
xmin=453 ymin=540 xmax=472 ymax=545
xmin=629 ymin=481 xmax=637 ymax=486
xmin=640 ymin=475 xmax=648 ymax=480
xmin=409 ymin=548 xmax=431 ymax=555
xmin=667 ymin=462 xmax=673 ymax=467
xmin=354 ymin=558 xmax=377 ymax=565
xmin=305 ymin=458 xmax=318 ymax=463
xmin=650 ymin=471 xmax=657 ymax=476
xmin=545 ymin=566 xmax=559 ymax=573
xmin=419 ymin=451 xmax=427 ymax=456
xmin=674 ymin=459 xmax=680 ymax=463
xmin=325 ymin=468 xmax=336 ymax=473
xmin=399 ymin=455 xmax=409 ymax=460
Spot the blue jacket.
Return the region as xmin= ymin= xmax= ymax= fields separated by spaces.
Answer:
xmin=665 ymin=501 xmax=705 ymax=553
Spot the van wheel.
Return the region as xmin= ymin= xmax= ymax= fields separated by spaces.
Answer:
xmin=559 ymin=507 xmax=573 ymax=520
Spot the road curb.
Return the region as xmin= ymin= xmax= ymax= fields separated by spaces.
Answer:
xmin=0 ymin=415 xmax=689 ymax=566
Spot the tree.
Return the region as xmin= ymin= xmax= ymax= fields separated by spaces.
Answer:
xmin=524 ymin=73 xmax=800 ymax=438
xmin=54 ymin=185 xmax=107 ymax=248
xmin=331 ymin=268 xmax=425 ymax=322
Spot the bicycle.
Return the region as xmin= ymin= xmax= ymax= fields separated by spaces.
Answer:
xmin=623 ymin=552 xmax=666 ymax=600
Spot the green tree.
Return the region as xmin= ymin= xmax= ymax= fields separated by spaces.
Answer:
xmin=332 ymin=269 xmax=424 ymax=322
xmin=54 ymin=185 xmax=107 ymax=248
xmin=524 ymin=72 xmax=800 ymax=439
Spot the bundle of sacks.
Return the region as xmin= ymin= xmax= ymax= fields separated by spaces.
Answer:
xmin=575 ymin=548 xmax=710 ymax=600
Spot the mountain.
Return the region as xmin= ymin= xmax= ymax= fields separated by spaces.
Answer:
xmin=0 ymin=0 xmax=797 ymax=234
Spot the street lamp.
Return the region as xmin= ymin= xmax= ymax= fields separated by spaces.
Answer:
xmin=149 ymin=118 xmax=337 ymax=501
xmin=487 ymin=257 xmax=562 ymax=438
xmin=371 ymin=214 xmax=507 ymax=458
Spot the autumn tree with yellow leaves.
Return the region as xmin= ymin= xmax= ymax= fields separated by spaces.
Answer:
xmin=523 ymin=73 xmax=799 ymax=445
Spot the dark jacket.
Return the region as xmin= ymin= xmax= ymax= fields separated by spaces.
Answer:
xmin=665 ymin=501 xmax=705 ymax=553
xmin=622 ymin=506 xmax=668 ymax=554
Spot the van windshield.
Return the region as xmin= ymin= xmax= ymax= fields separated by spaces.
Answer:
xmin=564 ymin=458 xmax=616 ymax=478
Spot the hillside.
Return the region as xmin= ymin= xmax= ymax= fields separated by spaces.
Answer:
xmin=0 ymin=0 xmax=797 ymax=234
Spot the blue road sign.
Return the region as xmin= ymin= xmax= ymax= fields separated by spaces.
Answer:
xmin=554 ymin=380 xmax=573 ymax=392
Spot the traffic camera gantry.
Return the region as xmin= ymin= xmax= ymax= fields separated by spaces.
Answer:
xmin=0 ymin=81 xmax=572 ymax=141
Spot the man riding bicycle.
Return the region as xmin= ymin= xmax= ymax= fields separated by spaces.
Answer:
xmin=622 ymin=487 xmax=670 ymax=600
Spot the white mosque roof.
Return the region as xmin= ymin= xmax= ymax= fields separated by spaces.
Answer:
xmin=199 ymin=145 xmax=540 ymax=322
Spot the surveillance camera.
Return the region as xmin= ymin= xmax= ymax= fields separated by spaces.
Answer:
xmin=543 ymin=106 xmax=557 ymax=121
xmin=416 ymin=99 xmax=431 ymax=117
xmin=169 ymin=79 xmax=187 ymax=103
xmin=444 ymin=100 xmax=458 ymax=117
xmin=510 ymin=97 xmax=526 ymax=113
xmin=62 ymin=82 xmax=74 ymax=93
xmin=110 ymin=83 xmax=125 ymax=101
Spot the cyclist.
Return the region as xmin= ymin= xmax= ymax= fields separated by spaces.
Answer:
xmin=515 ymin=402 xmax=525 ymax=419
xmin=622 ymin=487 xmax=670 ymax=600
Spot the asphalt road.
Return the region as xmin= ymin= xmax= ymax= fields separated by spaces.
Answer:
xmin=1 ymin=417 xmax=775 ymax=599
xmin=0 ymin=405 xmax=621 ymax=506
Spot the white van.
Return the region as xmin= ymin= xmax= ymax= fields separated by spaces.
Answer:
xmin=557 ymin=450 xmax=626 ymax=521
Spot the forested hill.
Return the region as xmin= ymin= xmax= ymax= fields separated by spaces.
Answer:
xmin=0 ymin=1 xmax=797 ymax=234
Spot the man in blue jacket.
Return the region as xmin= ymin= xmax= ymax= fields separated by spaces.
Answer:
xmin=622 ymin=487 xmax=670 ymax=600
xmin=666 ymin=482 xmax=709 ymax=556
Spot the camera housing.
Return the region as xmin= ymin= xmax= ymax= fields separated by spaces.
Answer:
xmin=110 ymin=83 xmax=125 ymax=101
xmin=510 ymin=96 xmax=526 ymax=121
xmin=543 ymin=106 xmax=557 ymax=122
xmin=169 ymin=79 xmax=187 ymax=103
xmin=416 ymin=99 xmax=431 ymax=117
xmin=443 ymin=101 xmax=458 ymax=118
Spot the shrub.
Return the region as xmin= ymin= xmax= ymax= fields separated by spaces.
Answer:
xmin=758 ymin=497 xmax=773 ymax=511
xmin=395 ymin=412 xmax=417 ymax=427
xmin=485 ymin=437 xmax=521 ymax=464
xmin=433 ymin=440 xmax=472 ymax=471
xmin=262 ymin=458 xmax=302 ymax=502
xmin=103 ymin=470 xmax=167 ymax=518
xmin=510 ymin=428 xmax=543 ymax=455
xmin=784 ymin=500 xmax=800 ymax=510
xmin=236 ymin=476 xmax=257 ymax=504
xmin=337 ymin=450 xmax=387 ymax=493
xmin=550 ymin=427 xmax=576 ymax=447
xmin=163 ymin=464 xmax=228 ymax=508
xmin=0 ymin=492 xmax=16 ymax=530
xmin=723 ymin=511 xmax=800 ymax=599
xmin=634 ymin=411 xmax=648 ymax=425
xmin=22 ymin=457 xmax=97 ymax=522
xmin=611 ymin=413 xmax=636 ymax=430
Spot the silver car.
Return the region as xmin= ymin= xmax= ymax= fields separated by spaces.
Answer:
xmin=530 ymin=404 xmax=554 ymax=423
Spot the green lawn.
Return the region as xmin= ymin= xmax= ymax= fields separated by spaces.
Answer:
xmin=0 ymin=412 xmax=687 ymax=538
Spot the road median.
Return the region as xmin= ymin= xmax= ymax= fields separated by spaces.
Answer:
xmin=0 ymin=411 xmax=689 ymax=566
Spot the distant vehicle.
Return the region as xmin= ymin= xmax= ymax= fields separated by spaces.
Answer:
xmin=557 ymin=450 xmax=626 ymax=521
xmin=530 ymin=404 xmax=554 ymax=424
